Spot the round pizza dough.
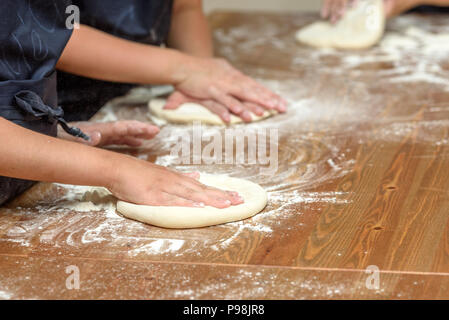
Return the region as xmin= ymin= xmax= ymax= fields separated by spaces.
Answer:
xmin=296 ymin=0 xmax=385 ymax=50
xmin=148 ymin=98 xmax=276 ymax=125
xmin=116 ymin=174 xmax=268 ymax=229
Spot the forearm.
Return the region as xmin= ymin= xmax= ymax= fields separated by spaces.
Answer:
xmin=168 ymin=0 xmax=214 ymax=57
xmin=422 ymin=0 xmax=449 ymax=5
xmin=57 ymin=24 xmax=192 ymax=85
xmin=410 ymin=0 xmax=449 ymax=8
xmin=0 ymin=118 xmax=120 ymax=188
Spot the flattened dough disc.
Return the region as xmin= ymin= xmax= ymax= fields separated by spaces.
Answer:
xmin=296 ymin=0 xmax=385 ymax=50
xmin=148 ymin=98 xmax=276 ymax=125
xmin=116 ymin=175 xmax=268 ymax=229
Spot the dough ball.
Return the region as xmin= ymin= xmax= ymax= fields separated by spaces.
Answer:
xmin=296 ymin=0 xmax=385 ymax=50
xmin=116 ymin=174 xmax=268 ymax=229
xmin=148 ymin=98 xmax=276 ymax=125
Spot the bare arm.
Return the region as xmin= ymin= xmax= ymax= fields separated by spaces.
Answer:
xmin=57 ymin=23 xmax=286 ymax=120
xmin=57 ymin=24 xmax=189 ymax=85
xmin=168 ymin=0 xmax=214 ymax=57
xmin=0 ymin=118 xmax=239 ymax=208
xmin=0 ymin=117 xmax=114 ymax=187
xmin=419 ymin=0 xmax=449 ymax=5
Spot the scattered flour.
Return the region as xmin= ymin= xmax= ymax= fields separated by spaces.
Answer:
xmin=50 ymin=184 xmax=117 ymax=218
xmin=320 ymin=18 xmax=449 ymax=90
xmin=212 ymin=221 xmax=274 ymax=250
xmin=0 ymin=290 xmax=12 ymax=300
xmin=128 ymin=239 xmax=185 ymax=256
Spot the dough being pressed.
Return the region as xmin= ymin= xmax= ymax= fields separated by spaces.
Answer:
xmin=148 ymin=98 xmax=276 ymax=125
xmin=116 ymin=174 xmax=268 ymax=229
xmin=296 ymin=0 xmax=385 ymax=50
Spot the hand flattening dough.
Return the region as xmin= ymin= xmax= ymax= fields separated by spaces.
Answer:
xmin=116 ymin=175 xmax=268 ymax=229
xmin=296 ymin=0 xmax=385 ymax=50
xmin=148 ymin=98 xmax=276 ymax=125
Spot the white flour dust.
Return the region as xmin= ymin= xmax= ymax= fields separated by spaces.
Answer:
xmin=0 ymin=290 xmax=13 ymax=300
xmin=296 ymin=16 xmax=449 ymax=91
xmin=49 ymin=184 xmax=117 ymax=217
xmin=171 ymin=268 xmax=386 ymax=299
xmin=128 ymin=239 xmax=185 ymax=256
xmin=212 ymin=221 xmax=273 ymax=250
xmin=214 ymin=14 xmax=449 ymax=147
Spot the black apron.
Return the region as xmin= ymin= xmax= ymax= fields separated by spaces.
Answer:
xmin=0 ymin=0 xmax=87 ymax=205
xmin=58 ymin=0 xmax=174 ymax=122
xmin=409 ymin=5 xmax=449 ymax=14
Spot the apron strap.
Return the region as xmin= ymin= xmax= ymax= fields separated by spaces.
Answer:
xmin=14 ymin=90 xmax=90 ymax=141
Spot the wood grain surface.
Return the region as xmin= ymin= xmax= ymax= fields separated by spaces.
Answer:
xmin=0 ymin=12 xmax=449 ymax=299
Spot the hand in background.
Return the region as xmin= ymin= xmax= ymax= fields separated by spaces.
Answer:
xmin=321 ymin=0 xmax=425 ymax=22
xmin=169 ymin=57 xmax=287 ymax=123
xmin=321 ymin=0 xmax=358 ymax=23
xmin=163 ymin=90 xmax=271 ymax=123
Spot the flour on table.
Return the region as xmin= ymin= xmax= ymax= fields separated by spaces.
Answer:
xmin=128 ymin=239 xmax=185 ymax=256
xmin=0 ymin=290 xmax=13 ymax=300
xmin=51 ymin=184 xmax=117 ymax=217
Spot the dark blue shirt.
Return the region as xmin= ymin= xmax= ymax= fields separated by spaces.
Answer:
xmin=0 ymin=0 xmax=73 ymax=81
xmin=73 ymin=0 xmax=173 ymax=45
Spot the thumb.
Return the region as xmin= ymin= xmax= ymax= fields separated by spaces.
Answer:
xmin=164 ymin=91 xmax=189 ymax=110
xmin=86 ymin=131 xmax=102 ymax=146
xmin=383 ymin=0 xmax=395 ymax=17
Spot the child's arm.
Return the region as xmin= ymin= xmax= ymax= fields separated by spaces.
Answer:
xmin=168 ymin=0 xmax=214 ymax=57
xmin=57 ymin=25 xmax=286 ymax=118
xmin=0 ymin=117 xmax=239 ymax=208
xmin=162 ymin=0 xmax=287 ymax=120
xmin=57 ymin=24 xmax=186 ymax=85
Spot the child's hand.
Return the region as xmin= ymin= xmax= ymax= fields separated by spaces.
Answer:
xmin=163 ymin=90 xmax=268 ymax=123
xmin=59 ymin=121 xmax=160 ymax=147
xmin=108 ymin=158 xmax=243 ymax=208
xmin=173 ymin=57 xmax=287 ymax=122
xmin=321 ymin=0 xmax=358 ymax=23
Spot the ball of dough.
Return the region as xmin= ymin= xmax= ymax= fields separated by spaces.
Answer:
xmin=296 ymin=0 xmax=386 ymax=50
xmin=116 ymin=174 xmax=268 ymax=229
xmin=148 ymin=98 xmax=276 ymax=125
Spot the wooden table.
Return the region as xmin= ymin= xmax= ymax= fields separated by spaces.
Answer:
xmin=1 ymin=12 xmax=449 ymax=299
